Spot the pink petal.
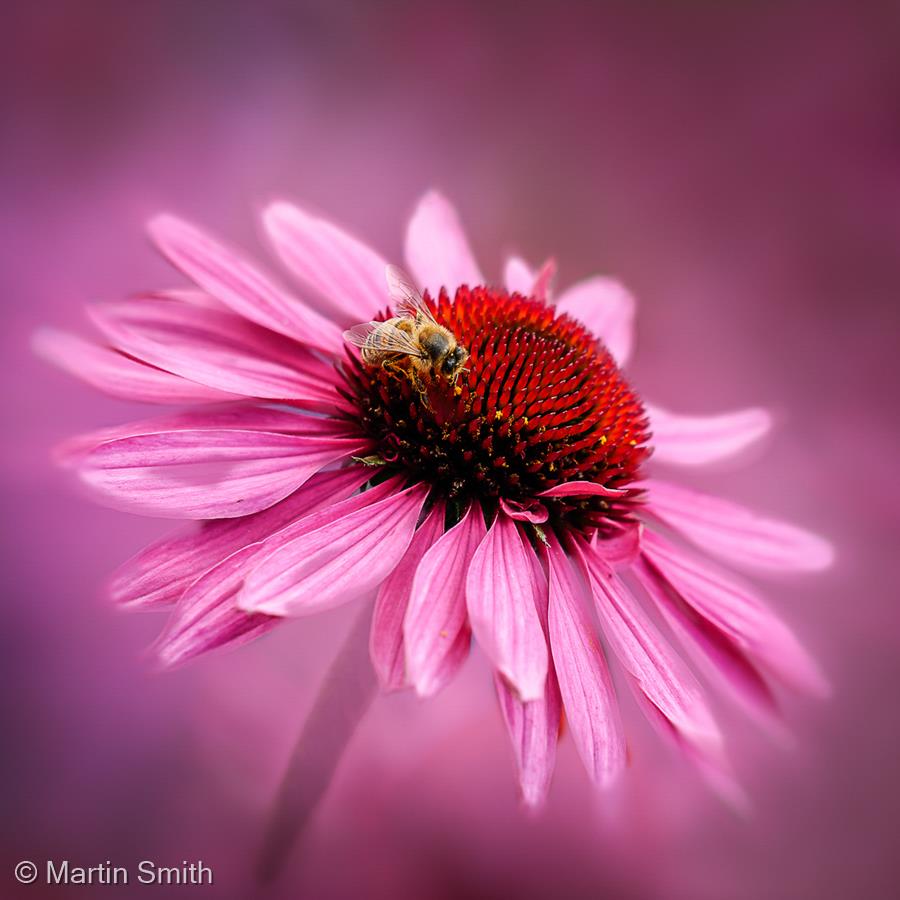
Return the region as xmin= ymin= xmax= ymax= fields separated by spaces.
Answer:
xmin=640 ymin=531 xmax=828 ymax=696
xmin=33 ymin=328 xmax=235 ymax=405
xmin=637 ymin=694 xmax=748 ymax=811
xmin=422 ymin=630 xmax=473 ymax=698
xmin=546 ymin=538 xmax=625 ymax=786
xmin=495 ymin=669 xmax=561 ymax=809
xmin=590 ymin=522 xmax=642 ymax=567
xmin=531 ymin=260 xmax=557 ymax=304
xmin=633 ymin=554 xmax=779 ymax=721
xmin=503 ymin=257 xmax=535 ymax=296
xmin=78 ymin=428 xmax=365 ymax=519
xmin=499 ymin=498 xmax=548 ymax=524
xmin=154 ymin=543 xmax=280 ymax=668
xmin=494 ymin=545 xmax=560 ymax=808
xmin=527 ymin=540 xmax=550 ymax=626
xmin=263 ymin=202 xmax=387 ymax=324
xmin=465 ymin=513 xmax=549 ymax=701
xmin=646 ymin=404 xmax=772 ymax=466
xmin=239 ymin=481 xmax=430 ymax=616
xmin=148 ymin=287 xmax=226 ymax=309
xmin=148 ymin=214 xmax=342 ymax=355
xmin=88 ymin=298 xmax=339 ymax=408
xmin=503 ymin=257 xmax=556 ymax=303
xmin=538 ymin=481 xmax=626 ymax=499
xmin=57 ymin=403 xmax=354 ymax=466
xmin=555 ymin=277 xmax=636 ymax=365
xmin=110 ymin=466 xmax=371 ymax=609
xmin=404 ymin=504 xmax=486 ymax=697
xmin=369 ymin=503 xmax=445 ymax=692
xmin=645 ymin=479 xmax=834 ymax=572
xmin=404 ymin=191 xmax=484 ymax=294
xmin=571 ymin=536 xmax=724 ymax=761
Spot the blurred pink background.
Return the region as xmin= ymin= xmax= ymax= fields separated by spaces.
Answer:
xmin=3 ymin=1 xmax=899 ymax=897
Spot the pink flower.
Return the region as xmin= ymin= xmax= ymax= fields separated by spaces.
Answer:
xmin=36 ymin=191 xmax=832 ymax=808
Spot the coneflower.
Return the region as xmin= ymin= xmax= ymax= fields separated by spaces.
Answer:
xmin=35 ymin=190 xmax=832 ymax=809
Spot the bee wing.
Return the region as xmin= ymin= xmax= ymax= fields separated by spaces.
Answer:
xmin=343 ymin=322 xmax=380 ymax=348
xmin=386 ymin=265 xmax=440 ymax=326
xmin=343 ymin=319 xmax=427 ymax=358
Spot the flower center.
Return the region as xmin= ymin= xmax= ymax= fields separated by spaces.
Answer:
xmin=339 ymin=286 xmax=650 ymax=532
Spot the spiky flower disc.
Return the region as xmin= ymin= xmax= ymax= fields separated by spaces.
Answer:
xmin=341 ymin=285 xmax=650 ymax=531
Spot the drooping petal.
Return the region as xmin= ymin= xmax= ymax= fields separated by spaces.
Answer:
xmin=404 ymin=191 xmax=484 ymax=295
xmin=495 ymin=670 xmax=561 ymax=809
xmin=370 ymin=503 xmax=445 ymax=692
xmin=423 ymin=631 xmax=473 ymax=698
xmin=404 ymin=504 xmax=486 ymax=697
xmin=633 ymin=554 xmax=779 ymax=721
xmin=154 ymin=544 xmax=280 ymax=668
xmin=466 ymin=513 xmax=548 ymax=701
xmin=110 ymin=466 xmax=371 ymax=609
xmin=555 ymin=276 xmax=636 ymax=365
xmin=546 ymin=538 xmax=625 ymax=786
xmin=148 ymin=214 xmax=342 ymax=355
xmin=88 ymin=298 xmax=339 ymax=408
xmin=494 ymin=546 xmax=560 ymax=808
xmin=538 ymin=481 xmax=626 ymax=499
xmin=32 ymin=328 xmax=235 ymax=405
xmin=78 ymin=428 xmax=365 ymax=519
xmin=263 ymin=201 xmax=387 ymax=324
xmin=239 ymin=481 xmax=430 ymax=616
xmin=640 ymin=531 xmax=828 ymax=696
xmin=645 ymin=479 xmax=834 ymax=572
xmin=571 ymin=536 xmax=724 ymax=762
xmin=646 ymin=404 xmax=772 ymax=466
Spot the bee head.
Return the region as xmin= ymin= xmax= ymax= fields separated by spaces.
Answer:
xmin=442 ymin=345 xmax=469 ymax=376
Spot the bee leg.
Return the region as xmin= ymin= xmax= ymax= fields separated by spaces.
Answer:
xmin=408 ymin=371 xmax=432 ymax=409
xmin=381 ymin=359 xmax=404 ymax=382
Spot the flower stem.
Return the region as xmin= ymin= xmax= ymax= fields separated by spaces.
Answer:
xmin=254 ymin=603 xmax=377 ymax=883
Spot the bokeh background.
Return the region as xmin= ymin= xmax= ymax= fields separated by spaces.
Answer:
xmin=3 ymin=1 xmax=899 ymax=897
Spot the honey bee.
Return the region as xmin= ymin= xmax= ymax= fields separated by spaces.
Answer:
xmin=343 ymin=266 xmax=469 ymax=388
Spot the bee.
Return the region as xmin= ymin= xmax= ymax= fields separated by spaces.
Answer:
xmin=343 ymin=266 xmax=469 ymax=388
